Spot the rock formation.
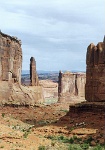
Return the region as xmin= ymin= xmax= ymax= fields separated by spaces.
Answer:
xmin=0 ymin=31 xmax=22 ymax=84
xmin=58 ymin=71 xmax=86 ymax=102
xmin=85 ymin=37 xmax=105 ymax=102
xmin=39 ymin=80 xmax=58 ymax=101
xmin=0 ymin=31 xmax=44 ymax=106
xmin=0 ymin=81 xmax=43 ymax=106
xmin=30 ymin=57 xmax=39 ymax=86
xmin=69 ymin=36 xmax=105 ymax=115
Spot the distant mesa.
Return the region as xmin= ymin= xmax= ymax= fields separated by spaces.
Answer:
xmin=58 ymin=36 xmax=105 ymax=103
xmin=58 ymin=71 xmax=86 ymax=103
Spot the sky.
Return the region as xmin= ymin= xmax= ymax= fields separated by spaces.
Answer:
xmin=0 ymin=0 xmax=105 ymax=71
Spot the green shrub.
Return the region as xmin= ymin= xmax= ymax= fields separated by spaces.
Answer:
xmin=75 ymin=137 xmax=82 ymax=143
xmin=70 ymin=127 xmax=75 ymax=131
xmin=83 ymin=136 xmax=93 ymax=144
xmin=38 ymin=145 xmax=46 ymax=150
xmin=80 ymin=143 xmax=89 ymax=149
xmin=68 ymin=144 xmax=82 ymax=150
xmin=69 ymin=137 xmax=74 ymax=144
xmin=2 ymin=113 xmax=5 ymax=117
xmin=92 ymin=144 xmax=104 ymax=150
xmin=46 ymin=135 xmax=77 ymax=144
xmin=0 ymin=146 xmax=4 ymax=148
xmin=23 ymin=131 xmax=29 ymax=138
xmin=58 ymin=135 xmax=65 ymax=140
xmin=23 ymin=128 xmax=31 ymax=138
xmin=60 ymin=109 xmax=69 ymax=113
xmin=46 ymin=135 xmax=57 ymax=140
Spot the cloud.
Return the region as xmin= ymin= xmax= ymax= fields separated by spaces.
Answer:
xmin=0 ymin=0 xmax=105 ymax=71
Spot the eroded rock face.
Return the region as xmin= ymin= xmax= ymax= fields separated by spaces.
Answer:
xmin=58 ymin=71 xmax=86 ymax=102
xmin=0 ymin=81 xmax=43 ymax=106
xmin=30 ymin=57 xmax=39 ymax=86
xmin=39 ymin=80 xmax=58 ymax=100
xmin=0 ymin=32 xmax=22 ymax=84
xmin=85 ymin=37 xmax=105 ymax=102
xmin=0 ymin=32 xmax=44 ymax=105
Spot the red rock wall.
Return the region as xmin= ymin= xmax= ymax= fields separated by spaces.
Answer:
xmin=0 ymin=32 xmax=22 ymax=84
xmin=58 ymin=71 xmax=86 ymax=102
xmin=0 ymin=32 xmax=44 ymax=105
xmin=39 ymin=80 xmax=58 ymax=100
xmin=85 ymin=38 xmax=105 ymax=102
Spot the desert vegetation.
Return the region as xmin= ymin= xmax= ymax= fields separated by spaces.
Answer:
xmin=0 ymin=102 xmax=104 ymax=149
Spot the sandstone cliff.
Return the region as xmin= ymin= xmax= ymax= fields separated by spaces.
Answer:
xmin=0 ymin=32 xmax=22 ymax=84
xmin=0 ymin=31 xmax=44 ymax=105
xmin=39 ymin=80 xmax=58 ymax=100
xmin=85 ymin=37 xmax=105 ymax=102
xmin=0 ymin=81 xmax=43 ymax=106
xmin=58 ymin=71 xmax=86 ymax=102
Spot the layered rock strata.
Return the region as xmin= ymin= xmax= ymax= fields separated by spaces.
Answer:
xmin=69 ymin=37 xmax=105 ymax=115
xmin=69 ymin=102 xmax=105 ymax=114
xmin=58 ymin=71 xmax=86 ymax=102
xmin=0 ymin=31 xmax=22 ymax=84
xmin=0 ymin=81 xmax=43 ymax=106
xmin=0 ymin=31 xmax=43 ymax=105
xmin=30 ymin=57 xmax=39 ymax=86
xmin=39 ymin=80 xmax=58 ymax=100
xmin=85 ymin=37 xmax=105 ymax=102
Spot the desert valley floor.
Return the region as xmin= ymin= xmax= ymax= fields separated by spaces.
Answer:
xmin=0 ymin=102 xmax=104 ymax=150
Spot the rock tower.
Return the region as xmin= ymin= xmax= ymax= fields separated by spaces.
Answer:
xmin=85 ymin=37 xmax=105 ymax=102
xmin=0 ymin=31 xmax=22 ymax=84
xmin=30 ymin=57 xmax=39 ymax=86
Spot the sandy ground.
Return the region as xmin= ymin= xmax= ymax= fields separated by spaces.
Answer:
xmin=0 ymin=102 xmax=104 ymax=150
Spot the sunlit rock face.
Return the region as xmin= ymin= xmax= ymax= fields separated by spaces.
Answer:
xmin=0 ymin=32 xmax=44 ymax=105
xmin=85 ymin=37 xmax=105 ymax=102
xmin=58 ymin=71 xmax=86 ymax=103
xmin=0 ymin=31 xmax=22 ymax=84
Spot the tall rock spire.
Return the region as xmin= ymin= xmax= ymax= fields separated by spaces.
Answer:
xmin=30 ymin=57 xmax=39 ymax=86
